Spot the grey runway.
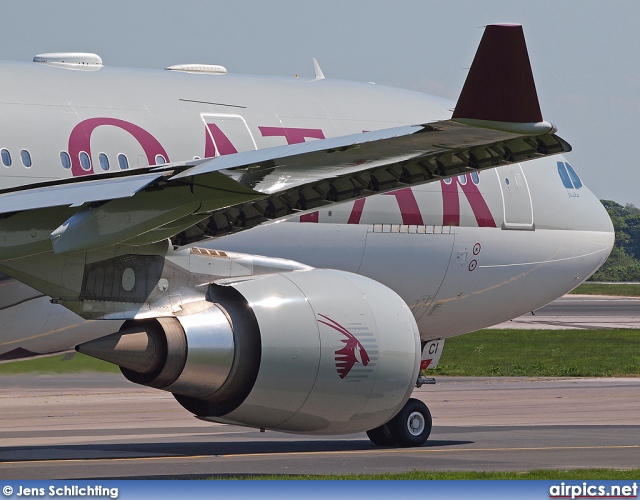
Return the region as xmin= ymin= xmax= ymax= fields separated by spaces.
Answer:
xmin=1 ymin=374 xmax=638 ymax=478
xmin=536 ymin=295 xmax=640 ymax=316
xmin=489 ymin=294 xmax=640 ymax=329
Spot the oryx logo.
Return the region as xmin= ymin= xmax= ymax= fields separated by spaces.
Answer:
xmin=317 ymin=314 xmax=370 ymax=379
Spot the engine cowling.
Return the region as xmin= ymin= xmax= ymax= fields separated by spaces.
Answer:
xmin=77 ymin=269 xmax=420 ymax=435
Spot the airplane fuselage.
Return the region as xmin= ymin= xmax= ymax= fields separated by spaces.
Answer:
xmin=0 ymin=56 xmax=613 ymax=359
xmin=0 ymin=59 xmax=449 ymax=186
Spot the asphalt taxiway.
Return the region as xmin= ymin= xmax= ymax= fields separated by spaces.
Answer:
xmin=489 ymin=294 xmax=640 ymax=329
xmin=0 ymin=374 xmax=638 ymax=479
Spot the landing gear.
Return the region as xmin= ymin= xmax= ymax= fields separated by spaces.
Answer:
xmin=366 ymin=398 xmax=432 ymax=447
xmin=416 ymin=375 xmax=436 ymax=387
xmin=366 ymin=423 xmax=394 ymax=446
xmin=389 ymin=398 xmax=432 ymax=447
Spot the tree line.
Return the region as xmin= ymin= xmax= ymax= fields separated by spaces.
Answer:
xmin=589 ymin=200 xmax=640 ymax=281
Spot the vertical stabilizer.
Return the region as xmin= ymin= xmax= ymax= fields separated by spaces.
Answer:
xmin=452 ymin=24 xmax=543 ymax=125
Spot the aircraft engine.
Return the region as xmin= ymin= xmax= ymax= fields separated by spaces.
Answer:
xmin=77 ymin=269 xmax=420 ymax=435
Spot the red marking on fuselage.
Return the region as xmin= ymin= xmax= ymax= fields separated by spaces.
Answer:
xmin=346 ymin=188 xmax=424 ymax=225
xmin=318 ymin=313 xmax=370 ymax=379
xmin=346 ymin=177 xmax=496 ymax=228
xmin=441 ymin=174 xmax=496 ymax=227
xmin=205 ymin=123 xmax=238 ymax=157
xmin=67 ymin=120 xmax=328 ymax=177
xmin=64 ymin=119 xmax=495 ymax=228
xmin=68 ymin=118 xmax=169 ymax=177
xmin=258 ymin=126 xmax=325 ymax=145
xmin=300 ymin=211 xmax=319 ymax=223
xmin=347 ymin=198 xmax=366 ymax=224
xmin=382 ymin=188 xmax=424 ymax=225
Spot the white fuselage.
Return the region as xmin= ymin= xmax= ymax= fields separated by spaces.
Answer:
xmin=209 ymin=158 xmax=613 ymax=338
xmin=0 ymin=58 xmax=613 ymax=357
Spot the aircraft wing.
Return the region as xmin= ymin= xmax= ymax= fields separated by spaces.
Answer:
xmin=0 ymin=24 xmax=569 ymax=259
xmin=0 ymin=118 xmax=569 ymax=258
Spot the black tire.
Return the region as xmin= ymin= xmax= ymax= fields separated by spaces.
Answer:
xmin=366 ymin=423 xmax=395 ymax=446
xmin=388 ymin=398 xmax=432 ymax=447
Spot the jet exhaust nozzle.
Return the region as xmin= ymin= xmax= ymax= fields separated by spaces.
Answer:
xmin=75 ymin=308 xmax=236 ymax=400
xmin=75 ymin=323 xmax=167 ymax=374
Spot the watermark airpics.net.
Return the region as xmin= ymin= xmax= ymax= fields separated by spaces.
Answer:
xmin=550 ymin=482 xmax=638 ymax=499
xmin=3 ymin=485 xmax=118 ymax=499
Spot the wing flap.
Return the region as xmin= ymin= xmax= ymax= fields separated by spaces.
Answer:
xmin=0 ymin=172 xmax=165 ymax=213
xmin=178 ymin=122 xmax=569 ymax=238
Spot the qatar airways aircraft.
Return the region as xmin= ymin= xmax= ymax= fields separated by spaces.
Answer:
xmin=0 ymin=25 xmax=613 ymax=447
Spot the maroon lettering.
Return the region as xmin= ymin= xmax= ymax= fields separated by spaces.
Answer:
xmin=347 ymin=198 xmax=366 ymax=224
xmin=441 ymin=175 xmax=496 ymax=227
xmin=68 ymin=118 xmax=169 ymax=177
xmin=259 ymin=126 xmax=325 ymax=145
xmin=382 ymin=188 xmax=424 ymax=225
xmin=300 ymin=211 xmax=319 ymax=223
xmin=347 ymin=188 xmax=423 ymax=225
xmin=205 ymin=123 xmax=238 ymax=157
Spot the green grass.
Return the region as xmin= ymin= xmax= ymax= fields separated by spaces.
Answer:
xmin=431 ymin=329 xmax=640 ymax=377
xmin=571 ymin=282 xmax=640 ymax=296
xmin=215 ymin=469 xmax=640 ymax=480
xmin=2 ymin=329 xmax=640 ymax=377
xmin=0 ymin=352 xmax=119 ymax=374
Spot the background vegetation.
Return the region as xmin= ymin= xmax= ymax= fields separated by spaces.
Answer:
xmin=570 ymin=282 xmax=640 ymax=296
xmin=590 ymin=200 xmax=640 ymax=281
xmin=238 ymin=469 xmax=640 ymax=480
xmin=431 ymin=329 xmax=640 ymax=377
xmin=0 ymin=352 xmax=118 ymax=374
xmin=5 ymin=329 xmax=638 ymax=378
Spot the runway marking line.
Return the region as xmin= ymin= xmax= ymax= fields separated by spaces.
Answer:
xmin=1 ymin=444 xmax=639 ymax=465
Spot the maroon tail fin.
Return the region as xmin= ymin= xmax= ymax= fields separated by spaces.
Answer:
xmin=452 ymin=24 xmax=543 ymax=124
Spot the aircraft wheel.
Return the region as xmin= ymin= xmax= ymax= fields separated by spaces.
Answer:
xmin=388 ymin=398 xmax=432 ymax=447
xmin=366 ymin=423 xmax=395 ymax=446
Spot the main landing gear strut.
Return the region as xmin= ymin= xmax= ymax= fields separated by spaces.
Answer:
xmin=366 ymin=398 xmax=432 ymax=447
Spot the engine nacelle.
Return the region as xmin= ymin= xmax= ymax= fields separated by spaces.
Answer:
xmin=78 ymin=269 xmax=420 ymax=435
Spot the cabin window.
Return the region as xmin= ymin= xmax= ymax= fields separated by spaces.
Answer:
xmin=565 ymin=163 xmax=582 ymax=189
xmin=60 ymin=151 xmax=71 ymax=169
xmin=99 ymin=153 xmax=110 ymax=171
xmin=155 ymin=154 xmax=166 ymax=165
xmin=117 ymin=153 xmax=129 ymax=170
xmin=1 ymin=149 xmax=11 ymax=167
xmin=79 ymin=151 xmax=91 ymax=171
xmin=457 ymin=175 xmax=467 ymax=185
xmin=443 ymin=178 xmax=452 ymax=185
xmin=20 ymin=150 xmax=32 ymax=168
xmin=471 ymin=172 xmax=480 ymax=185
